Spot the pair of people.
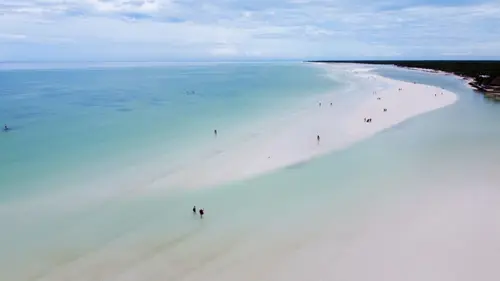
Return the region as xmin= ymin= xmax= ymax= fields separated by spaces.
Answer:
xmin=193 ymin=206 xmax=205 ymax=218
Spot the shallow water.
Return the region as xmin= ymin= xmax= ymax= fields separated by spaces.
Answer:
xmin=0 ymin=63 xmax=360 ymax=203
xmin=1 ymin=63 xmax=499 ymax=281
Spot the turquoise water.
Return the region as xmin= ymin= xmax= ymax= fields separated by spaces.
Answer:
xmin=1 ymin=63 xmax=499 ymax=281
xmin=0 ymin=63 xmax=355 ymax=204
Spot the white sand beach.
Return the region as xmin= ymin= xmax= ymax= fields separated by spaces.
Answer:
xmin=152 ymin=65 xmax=458 ymax=191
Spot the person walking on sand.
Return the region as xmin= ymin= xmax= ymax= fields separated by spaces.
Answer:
xmin=199 ymin=208 xmax=204 ymax=218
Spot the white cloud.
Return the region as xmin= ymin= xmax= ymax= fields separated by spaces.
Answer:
xmin=0 ymin=0 xmax=498 ymax=60
xmin=0 ymin=33 xmax=27 ymax=41
xmin=86 ymin=0 xmax=163 ymax=13
xmin=210 ymin=45 xmax=238 ymax=56
xmin=442 ymin=52 xmax=472 ymax=56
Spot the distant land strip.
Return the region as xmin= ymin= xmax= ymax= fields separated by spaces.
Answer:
xmin=309 ymin=60 xmax=500 ymax=101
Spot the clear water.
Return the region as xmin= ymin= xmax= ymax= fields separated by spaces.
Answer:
xmin=1 ymin=63 xmax=499 ymax=281
xmin=0 ymin=62 xmax=358 ymax=203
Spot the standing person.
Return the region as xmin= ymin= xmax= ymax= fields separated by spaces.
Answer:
xmin=317 ymin=135 xmax=320 ymax=144
xmin=193 ymin=206 xmax=196 ymax=214
xmin=214 ymin=129 xmax=218 ymax=137
xmin=199 ymin=209 xmax=204 ymax=218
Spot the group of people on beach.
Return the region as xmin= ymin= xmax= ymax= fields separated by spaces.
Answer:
xmin=364 ymin=89 xmax=393 ymax=124
xmin=193 ymin=206 xmax=204 ymax=218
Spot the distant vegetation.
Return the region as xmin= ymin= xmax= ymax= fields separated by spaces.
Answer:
xmin=310 ymin=60 xmax=500 ymax=101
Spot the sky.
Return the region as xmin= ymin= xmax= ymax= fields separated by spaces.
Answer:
xmin=0 ymin=0 xmax=499 ymax=61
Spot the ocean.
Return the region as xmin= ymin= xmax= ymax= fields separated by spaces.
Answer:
xmin=1 ymin=62 xmax=499 ymax=281
xmin=0 ymin=62 xmax=353 ymax=201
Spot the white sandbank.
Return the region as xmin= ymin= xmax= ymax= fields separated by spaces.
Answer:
xmin=150 ymin=64 xmax=458 ymax=192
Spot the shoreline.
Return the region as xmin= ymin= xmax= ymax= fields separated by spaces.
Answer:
xmin=310 ymin=60 xmax=500 ymax=100
xmin=147 ymin=64 xmax=458 ymax=193
xmin=399 ymin=65 xmax=500 ymax=96
xmin=1 ymin=64 xmax=460 ymax=211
